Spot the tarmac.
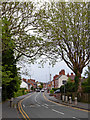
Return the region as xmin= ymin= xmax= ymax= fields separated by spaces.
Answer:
xmin=1 ymin=91 xmax=90 ymax=120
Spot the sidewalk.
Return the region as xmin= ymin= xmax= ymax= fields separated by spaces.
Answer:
xmin=2 ymin=93 xmax=32 ymax=119
xmin=44 ymin=92 xmax=89 ymax=111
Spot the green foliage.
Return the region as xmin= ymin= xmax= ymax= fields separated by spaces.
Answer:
xmin=2 ymin=47 xmax=21 ymax=101
xmin=60 ymin=85 xmax=64 ymax=93
xmin=34 ymin=2 xmax=89 ymax=86
xmin=83 ymin=86 xmax=90 ymax=93
xmin=31 ymin=86 xmax=34 ymax=90
xmin=50 ymin=90 xmax=54 ymax=94
xmin=60 ymin=82 xmax=75 ymax=93
xmin=74 ymin=75 xmax=79 ymax=92
xmin=65 ymin=82 xmax=75 ymax=92
xmin=2 ymin=2 xmax=43 ymax=62
xmin=14 ymin=88 xmax=28 ymax=97
xmin=81 ymin=66 xmax=90 ymax=93
xmin=40 ymin=82 xmax=43 ymax=88
xmin=52 ymin=88 xmax=58 ymax=91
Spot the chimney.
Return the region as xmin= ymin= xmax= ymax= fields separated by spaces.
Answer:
xmin=71 ymin=73 xmax=73 ymax=76
xmin=23 ymin=78 xmax=26 ymax=82
xmin=67 ymin=73 xmax=69 ymax=77
xmin=61 ymin=69 xmax=65 ymax=75
xmin=59 ymin=71 xmax=62 ymax=75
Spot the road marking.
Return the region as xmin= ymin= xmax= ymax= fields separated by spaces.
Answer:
xmin=42 ymin=104 xmax=48 ymax=108
xmin=35 ymin=93 xmax=41 ymax=105
xmin=44 ymin=106 xmax=48 ymax=108
xmin=23 ymin=104 xmax=25 ymax=107
xmin=52 ymin=109 xmax=64 ymax=115
xmin=36 ymin=104 xmax=41 ymax=107
xmin=18 ymin=92 xmax=35 ymax=120
xmin=43 ymin=93 xmax=90 ymax=113
xmin=72 ymin=117 xmax=81 ymax=120
xmin=44 ymin=104 xmax=48 ymax=106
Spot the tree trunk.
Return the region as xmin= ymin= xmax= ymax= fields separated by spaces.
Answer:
xmin=75 ymin=70 xmax=82 ymax=93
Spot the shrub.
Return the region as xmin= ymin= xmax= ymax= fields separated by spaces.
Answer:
xmin=83 ymin=86 xmax=90 ymax=93
xmin=50 ymin=90 xmax=54 ymax=94
xmin=52 ymin=88 xmax=58 ymax=91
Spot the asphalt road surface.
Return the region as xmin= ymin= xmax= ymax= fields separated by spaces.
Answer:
xmin=19 ymin=91 xmax=88 ymax=120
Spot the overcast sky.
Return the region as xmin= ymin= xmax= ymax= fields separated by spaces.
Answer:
xmin=19 ymin=60 xmax=87 ymax=83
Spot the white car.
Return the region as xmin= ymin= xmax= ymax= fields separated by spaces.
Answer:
xmin=41 ymin=89 xmax=44 ymax=92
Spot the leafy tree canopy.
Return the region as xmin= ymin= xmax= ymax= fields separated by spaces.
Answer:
xmin=33 ymin=2 xmax=89 ymax=78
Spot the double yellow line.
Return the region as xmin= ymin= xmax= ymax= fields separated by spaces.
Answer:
xmin=18 ymin=93 xmax=35 ymax=120
xmin=43 ymin=93 xmax=90 ymax=113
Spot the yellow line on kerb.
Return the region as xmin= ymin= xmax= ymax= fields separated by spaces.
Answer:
xmin=18 ymin=92 xmax=35 ymax=120
xmin=43 ymin=93 xmax=89 ymax=113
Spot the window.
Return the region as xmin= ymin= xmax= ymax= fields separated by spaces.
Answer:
xmin=62 ymin=80 xmax=66 ymax=85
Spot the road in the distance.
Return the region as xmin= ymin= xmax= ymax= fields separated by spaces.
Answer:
xmin=20 ymin=91 xmax=88 ymax=119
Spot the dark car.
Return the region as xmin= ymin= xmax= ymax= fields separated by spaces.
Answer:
xmin=54 ymin=89 xmax=60 ymax=94
xmin=36 ymin=89 xmax=40 ymax=92
xmin=41 ymin=89 xmax=44 ymax=92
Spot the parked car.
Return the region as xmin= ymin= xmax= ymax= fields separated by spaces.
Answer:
xmin=36 ymin=89 xmax=40 ymax=92
xmin=41 ymin=89 xmax=44 ymax=92
xmin=54 ymin=89 xmax=60 ymax=94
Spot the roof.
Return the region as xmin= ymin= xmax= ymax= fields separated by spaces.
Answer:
xmin=69 ymin=75 xmax=75 ymax=80
xmin=23 ymin=80 xmax=30 ymax=85
xmin=55 ymin=74 xmax=68 ymax=80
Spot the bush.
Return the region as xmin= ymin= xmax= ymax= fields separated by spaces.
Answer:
xmin=50 ymin=90 xmax=54 ymax=94
xmin=83 ymin=86 xmax=90 ymax=93
xmin=52 ymin=88 xmax=58 ymax=91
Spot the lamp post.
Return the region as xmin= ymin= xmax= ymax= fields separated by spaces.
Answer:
xmin=62 ymin=80 xmax=66 ymax=101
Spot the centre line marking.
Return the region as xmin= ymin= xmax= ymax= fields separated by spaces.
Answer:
xmin=44 ymin=104 xmax=48 ymax=106
xmin=52 ymin=109 xmax=64 ymax=115
xmin=23 ymin=104 xmax=25 ymax=107
xmin=44 ymin=106 xmax=48 ymax=109
xmin=72 ymin=117 xmax=81 ymax=120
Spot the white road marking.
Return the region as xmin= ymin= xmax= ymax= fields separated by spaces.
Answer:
xmin=36 ymin=104 xmax=41 ymax=107
xmin=52 ymin=109 xmax=64 ymax=115
xmin=42 ymin=104 xmax=48 ymax=108
xmin=72 ymin=117 xmax=81 ymax=120
xmin=35 ymin=93 xmax=41 ymax=105
xmin=44 ymin=106 xmax=48 ymax=108
xmin=23 ymin=104 xmax=25 ymax=107
xmin=44 ymin=104 xmax=49 ymax=106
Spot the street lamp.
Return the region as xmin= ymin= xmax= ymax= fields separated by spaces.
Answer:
xmin=62 ymin=80 xmax=67 ymax=101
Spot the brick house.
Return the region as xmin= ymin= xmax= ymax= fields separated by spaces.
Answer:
xmin=67 ymin=73 xmax=75 ymax=82
xmin=53 ymin=69 xmax=75 ymax=88
xmin=22 ymin=78 xmax=37 ymax=91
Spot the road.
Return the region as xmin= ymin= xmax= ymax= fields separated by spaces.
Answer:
xmin=18 ymin=91 xmax=88 ymax=120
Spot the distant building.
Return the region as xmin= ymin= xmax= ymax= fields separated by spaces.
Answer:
xmin=67 ymin=73 xmax=75 ymax=82
xmin=53 ymin=69 xmax=75 ymax=88
xmin=22 ymin=78 xmax=37 ymax=91
xmin=20 ymin=79 xmax=28 ymax=89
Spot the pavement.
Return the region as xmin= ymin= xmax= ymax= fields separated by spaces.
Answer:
xmin=1 ymin=91 xmax=89 ymax=120
xmin=44 ymin=92 xmax=89 ymax=111
xmin=1 ymin=93 xmax=32 ymax=120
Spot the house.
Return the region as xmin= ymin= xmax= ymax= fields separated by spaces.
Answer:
xmin=53 ymin=74 xmax=59 ymax=88
xmin=67 ymin=73 xmax=75 ymax=82
xmin=22 ymin=78 xmax=37 ymax=91
xmin=20 ymin=78 xmax=28 ymax=89
xmin=53 ymin=69 xmax=69 ymax=88
xmin=28 ymin=79 xmax=37 ymax=89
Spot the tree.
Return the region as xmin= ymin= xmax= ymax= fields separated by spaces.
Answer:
xmin=2 ymin=2 xmax=42 ymax=62
xmin=33 ymin=2 xmax=89 ymax=91
xmin=2 ymin=49 xmax=21 ymax=100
